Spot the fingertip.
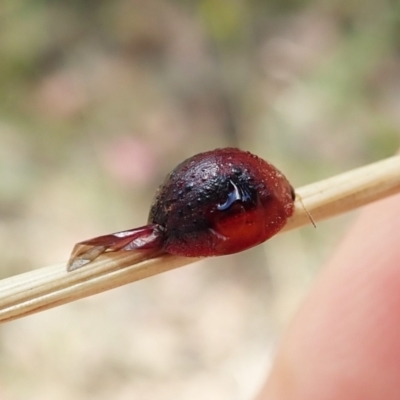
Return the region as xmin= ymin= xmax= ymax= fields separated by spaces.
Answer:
xmin=258 ymin=192 xmax=400 ymax=400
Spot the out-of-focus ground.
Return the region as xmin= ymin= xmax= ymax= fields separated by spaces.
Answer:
xmin=0 ymin=1 xmax=399 ymax=399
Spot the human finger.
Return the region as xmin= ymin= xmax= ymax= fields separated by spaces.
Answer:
xmin=258 ymin=191 xmax=400 ymax=400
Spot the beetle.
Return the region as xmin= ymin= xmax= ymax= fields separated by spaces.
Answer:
xmin=67 ymin=148 xmax=295 ymax=271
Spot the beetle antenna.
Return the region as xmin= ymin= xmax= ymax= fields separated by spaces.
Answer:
xmin=296 ymin=192 xmax=316 ymax=228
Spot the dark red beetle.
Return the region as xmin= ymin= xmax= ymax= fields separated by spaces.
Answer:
xmin=67 ymin=148 xmax=295 ymax=271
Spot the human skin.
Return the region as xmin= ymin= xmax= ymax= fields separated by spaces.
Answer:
xmin=257 ymin=190 xmax=400 ymax=400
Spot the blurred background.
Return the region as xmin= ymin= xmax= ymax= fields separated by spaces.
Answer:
xmin=0 ymin=1 xmax=399 ymax=399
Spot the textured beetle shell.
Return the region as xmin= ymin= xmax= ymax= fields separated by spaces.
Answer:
xmin=148 ymin=148 xmax=295 ymax=257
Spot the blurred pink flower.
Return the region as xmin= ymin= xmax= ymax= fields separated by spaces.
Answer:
xmin=100 ymin=136 xmax=159 ymax=187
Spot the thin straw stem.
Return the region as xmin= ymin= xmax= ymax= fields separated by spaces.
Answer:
xmin=1 ymin=155 xmax=400 ymax=323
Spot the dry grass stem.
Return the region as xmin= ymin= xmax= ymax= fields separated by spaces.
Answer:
xmin=1 ymin=155 xmax=400 ymax=323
